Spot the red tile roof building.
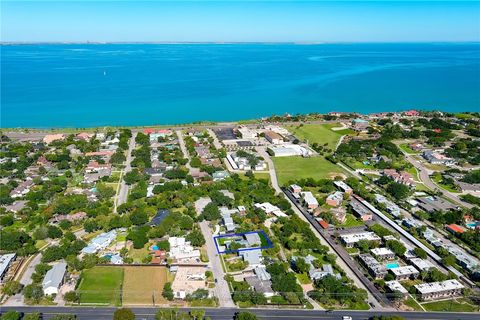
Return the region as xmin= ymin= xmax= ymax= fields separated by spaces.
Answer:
xmin=446 ymin=224 xmax=466 ymax=234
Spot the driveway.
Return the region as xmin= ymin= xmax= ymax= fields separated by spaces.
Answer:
xmin=198 ymin=221 xmax=236 ymax=308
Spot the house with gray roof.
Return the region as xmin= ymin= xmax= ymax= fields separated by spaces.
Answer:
xmin=42 ymin=262 xmax=67 ymax=295
xmin=240 ymin=250 xmax=262 ymax=267
xmin=244 ymin=233 xmax=261 ymax=247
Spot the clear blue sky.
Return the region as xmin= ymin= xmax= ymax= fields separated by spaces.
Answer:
xmin=1 ymin=1 xmax=479 ymax=42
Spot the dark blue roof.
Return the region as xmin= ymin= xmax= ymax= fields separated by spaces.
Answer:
xmin=150 ymin=209 xmax=170 ymax=226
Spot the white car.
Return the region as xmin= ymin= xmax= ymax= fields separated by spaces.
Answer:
xmin=342 ymin=316 xmax=353 ymax=320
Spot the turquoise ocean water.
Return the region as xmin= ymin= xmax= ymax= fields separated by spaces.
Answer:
xmin=1 ymin=43 xmax=479 ymax=128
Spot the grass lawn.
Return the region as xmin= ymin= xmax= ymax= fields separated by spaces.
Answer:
xmin=431 ymin=175 xmax=459 ymax=193
xmin=122 ymin=266 xmax=167 ymax=305
xmin=254 ymin=172 xmax=270 ymax=181
xmin=116 ymin=233 xmax=127 ymax=242
xmin=35 ymin=239 xmax=47 ymax=250
xmin=422 ymin=298 xmax=479 ymax=312
xmin=238 ymin=172 xmax=270 ymax=181
xmin=405 ymin=166 xmax=419 ymax=181
xmin=346 ymin=247 xmax=359 ymax=255
xmin=342 ymin=214 xmax=365 ymax=228
xmin=399 ymin=144 xmax=419 ymax=154
xmin=321 ymin=301 xmax=370 ymax=311
xmin=286 ymin=123 xmax=345 ymax=149
xmin=82 ymin=230 xmax=103 ymax=242
xmin=105 ymin=182 xmax=119 ymax=191
xmin=78 ymin=266 xmax=124 ymax=305
xmin=404 ymin=296 xmax=424 ymax=311
xmin=295 ymin=273 xmax=311 ymax=284
xmin=129 ymin=243 xmax=151 ymax=263
xmin=415 ymin=182 xmax=430 ymax=192
xmin=272 ymin=156 xmax=346 ymax=186
xmin=345 ymin=159 xmax=374 ymax=170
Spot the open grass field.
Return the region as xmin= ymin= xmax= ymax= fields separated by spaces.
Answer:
xmin=287 ymin=123 xmax=350 ymax=149
xmin=78 ymin=266 xmax=124 ymax=305
xmin=272 ymin=156 xmax=346 ymax=185
xmin=122 ymin=266 xmax=168 ymax=305
xmin=422 ymin=298 xmax=480 ymax=312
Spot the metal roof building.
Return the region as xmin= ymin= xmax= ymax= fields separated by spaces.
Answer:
xmin=42 ymin=262 xmax=67 ymax=295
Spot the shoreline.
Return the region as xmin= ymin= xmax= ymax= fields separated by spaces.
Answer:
xmin=1 ymin=109 xmax=475 ymax=132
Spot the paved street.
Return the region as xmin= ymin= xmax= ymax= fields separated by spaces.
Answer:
xmin=199 ymin=221 xmax=236 ymax=308
xmin=116 ymin=132 xmax=137 ymax=208
xmin=2 ymin=306 xmax=479 ymax=320
xmin=255 ymin=147 xmax=384 ymax=309
xmin=5 ymin=245 xmax=47 ymax=306
xmin=176 ymin=129 xmax=194 ymax=175
xmin=255 ymin=147 xmax=282 ymax=194
xmin=401 ymin=151 xmax=473 ymax=209
xmin=283 ymin=189 xmax=391 ymax=309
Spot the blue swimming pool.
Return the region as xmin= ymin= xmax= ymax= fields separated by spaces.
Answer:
xmin=466 ymin=222 xmax=479 ymax=229
xmin=152 ymin=245 xmax=159 ymax=250
xmin=386 ymin=263 xmax=399 ymax=269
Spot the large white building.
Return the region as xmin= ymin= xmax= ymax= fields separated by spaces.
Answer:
xmin=168 ymin=237 xmax=200 ymax=261
xmin=385 ymin=280 xmax=408 ymax=296
xmin=414 ymin=280 xmax=464 ymax=301
xmin=269 ymin=144 xmax=312 ymax=157
xmin=264 ymin=131 xmax=284 ymax=144
xmin=409 ymin=258 xmax=436 ymax=271
xmin=254 ymin=202 xmax=288 ymax=217
xmin=389 ymin=266 xmax=419 ymax=281
xmin=340 ymin=232 xmax=381 ymax=248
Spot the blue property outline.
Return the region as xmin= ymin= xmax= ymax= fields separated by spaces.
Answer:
xmin=213 ymin=230 xmax=273 ymax=254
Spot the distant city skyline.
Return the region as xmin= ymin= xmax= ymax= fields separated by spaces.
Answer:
xmin=1 ymin=1 xmax=479 ymax=43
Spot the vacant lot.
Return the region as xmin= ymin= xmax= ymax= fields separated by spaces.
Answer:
xmin=78 ymin=266 xmax=123 ymax=305
xmin=422 ymin=298 xmax=479 ymax=312
xmin=272 ymin=156 xmax=346 ymax=185
xmin=287 ymin=123 xmax=349 ymax=149
xmin=122 ymin=266 xmax=168 ymax=305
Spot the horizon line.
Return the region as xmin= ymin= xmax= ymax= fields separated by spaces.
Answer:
xmin=2 ymin=40 xmax=480 ymax=45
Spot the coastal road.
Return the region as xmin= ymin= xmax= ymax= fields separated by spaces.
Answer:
xmin=116 ymin=132 xmax=137 ymax=208
xmin=2 ymin=306 xmax=480 ymax=320
xmin=198 ymin=221 xmax=236 ymax=308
